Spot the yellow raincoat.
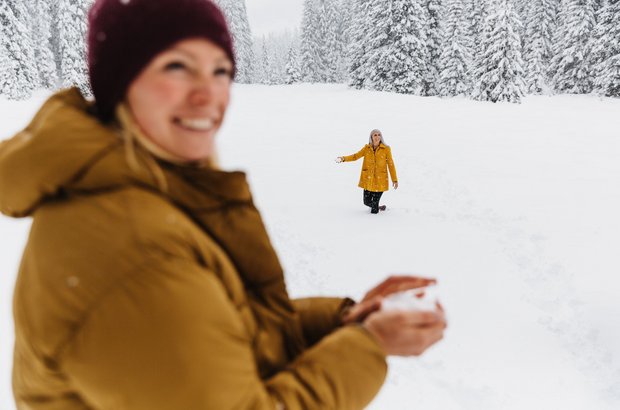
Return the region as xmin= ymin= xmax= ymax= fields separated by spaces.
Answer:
xmin=343 ymin=144 xmax=398 ymax=192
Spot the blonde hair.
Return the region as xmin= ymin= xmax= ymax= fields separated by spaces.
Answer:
xmin=115 ymin=103 xmax=220 ymax=193
xmin=368 ymin=129 xmax=388 ymax=147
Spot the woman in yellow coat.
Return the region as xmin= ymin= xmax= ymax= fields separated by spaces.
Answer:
xmin=0 ymin=1 xmax=445 ymax=409
xmin=337 ymin=129 xmax=398 ymax=214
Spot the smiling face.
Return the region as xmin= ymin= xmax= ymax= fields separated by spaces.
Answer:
xmin=371 ymin=131 xmax=382 ymax=147
xmin=126 ymin=38 xmax=233 ymax=162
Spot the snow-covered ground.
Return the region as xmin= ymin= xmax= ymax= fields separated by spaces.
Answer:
xmin=1 ymin=85 xmax=619 ymax=409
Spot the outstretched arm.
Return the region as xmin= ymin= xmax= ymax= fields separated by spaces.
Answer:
xmin=339 ymin=146 xmax=367 ymax=163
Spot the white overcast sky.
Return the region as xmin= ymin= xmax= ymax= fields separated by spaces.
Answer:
xmin=245 ymin=0 xmax=304 ymax=37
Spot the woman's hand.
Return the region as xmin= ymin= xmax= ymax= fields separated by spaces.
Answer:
xmin=363 ymin=304 xmax=446 ymax=356
xmin=335 ymin=157 xmax=344 ymax=163
xmin=393 ymin=181 xmax=398 ymax=189
xmin=342 ymin=276 xmax=436 ymax=324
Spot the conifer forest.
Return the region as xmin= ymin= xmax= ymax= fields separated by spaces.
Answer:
xmin=1 ymin=0 xmax=619 ymax=103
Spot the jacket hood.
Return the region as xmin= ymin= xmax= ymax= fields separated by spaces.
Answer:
xmin=0 ymin=88 xmax=251 ymax=218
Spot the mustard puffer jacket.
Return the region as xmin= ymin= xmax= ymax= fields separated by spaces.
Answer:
xmin=0 ymin=89 xmax=387 ymax=410
xmin=343 ymin=144 xmax=398 ymax=192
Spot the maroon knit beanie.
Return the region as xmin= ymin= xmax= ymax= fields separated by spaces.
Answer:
xmin=87 ymin=0 xmax=236 ymax=121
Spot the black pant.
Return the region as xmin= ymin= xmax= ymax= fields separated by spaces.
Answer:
xmin=363 ymin=190 xmax=383 ymax=214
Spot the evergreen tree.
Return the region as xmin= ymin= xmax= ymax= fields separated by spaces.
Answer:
xmin=523 ymin=0 xmax=556 ymax=94
xmin=213 ymin=0 xmax=255 ymax=83
xmin=464 ymin=0 xmax=489 ymax=89
xmin=255 ymin=36 xmax=282 ymax=85
xmin=438 ymin=0 xmax=471 ymax=97
xmin=587 ymin=0 xmax=610 ymax=78
xmin=550 ymin=0 xmax=596 ymax=93
xmin=0 ymin=41 xmax=15 ymax=97
xmin=264 ymin=42 xmax=277 ymax=85
xmin=49 ymin=0 xmax=63 ymax=83
xmin=300 ymin=0 xmax=321 ymax=82
xmin=0 ymin=0 xmax=38 ymax=99
xmin=464 ymin=0 xmax=488 ymax=60
xmin=322 ymin=0 xmax=347 ymax=82
xmin=285 ymin=45 xmax=303 ymax=84
xmin=424 ymin=0 xmax=442 ymax=96
xmin=255 ymin=38 xmax=269 ymax=84
xmin=300 ymin=0 xmax=345 ymax=83
xmin=271 ymin=33 xmax=291 ymax=85
xmin=55 ymin=0 xmax=93 ymax=95
xmin=591 ymin=0 xmax=620 ymax=96
xmin=347 ymin=0 xmax=372 ymax=89
xmin=313 ymin=0 xmax=333 ymax=82
xmin=332 ymin=0 xmax=352 ymax=83
xmin=359 ymin=0 xmax=431 ymax=94
xmin=513 ymin=0 xmax=528 ymax=40
xmin=473 ymin=0 xmax=526 ymax=103
xmin=358 ymin=0 xmax=394 ymax=90
xmin=27 ymin=0 xmax=58 ymax=89
xmin=253 ymin=30 xmax=300 ymax=85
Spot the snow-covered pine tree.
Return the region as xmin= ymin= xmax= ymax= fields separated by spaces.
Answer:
xmin=357 ymin=0 xmax=393 ymax=91
xmin=285 ymin=45 xmax=303 ymax=84
xmin=549 ymin=0 xmax=569 ymax=84
xmin=300 ymin=0 xmax=321 ymax=82
xmin=361 ymin=0 xmax=431 ymax=94
xmin=590 ymin=0 xmax=620 ymax=96
xmin=27 ymin=0 xmax=58 ymax=90
xmin=424 ymin=0 xmax=442 ymax=96
xmin=438 ymin=0 xmax=472 ymax=97
xmin=584 ymin=0 xmax=606 ymax=88
xmin=513 ymin=0 xmax=528 ymax=40
xmin=322 ymin=0 xmax=348 ymax=83
xmin=55 ymin=0 xmax=93 ymax=95
xmin=254 ymin=31 xmax=299 ymax=85
xmin=550 ymin=0 xmax=596 ymax=94
xmin=463 ymin=0 xmax=488 ymax=60
xmin=49 ymin=0 xmax=63 ymax=83
xmin=523 ymin=0 xmax=557 ymax=94
xmin=0 ymin=0 xmax=38 ymax=99
xmin=255 ymin=37 xmax=270 ymax=84
xmin=472 ymin=0 xmax=526 ymax=103
xmin=315 ymin=0 xmax=334 ymax=82
xmin=0 ymin=40 xmax=15 ymax=97
xmin=272 ymin=33 xmax=293 ymax=85
xmin=253 ymin=38 xmax=265 ymax=84
xmin=332 ymin=0 xmax=352 ymax=83
xmin=213 ymin=0 xmax=255 ymax=83
xmin=347 ymin=0 xmax=372 ymax=89
xmin=298 ymin=0 xmax=348 ymax=83
xmin=464 ymin=0 xmax=489 ymax=89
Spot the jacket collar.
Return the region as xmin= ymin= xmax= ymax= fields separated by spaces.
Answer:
xmin=0 ymin=88 xmax=253 ymax=218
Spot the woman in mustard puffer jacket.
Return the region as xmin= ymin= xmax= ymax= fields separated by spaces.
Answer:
xmin=337 ymin=129 xmax=398 ymax=214
xmin=0 ymin=1 xmax=446 ymax=409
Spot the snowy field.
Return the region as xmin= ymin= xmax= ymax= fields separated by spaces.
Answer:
xmin=1 ymin=84 xmax=619 ymax=409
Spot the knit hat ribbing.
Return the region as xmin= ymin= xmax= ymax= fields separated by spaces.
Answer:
xmin=87 ymin=0 xmax=235 ymax=121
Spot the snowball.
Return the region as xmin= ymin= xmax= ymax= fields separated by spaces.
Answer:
xmin=381 ymin=285 xmax=438 ymax=312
